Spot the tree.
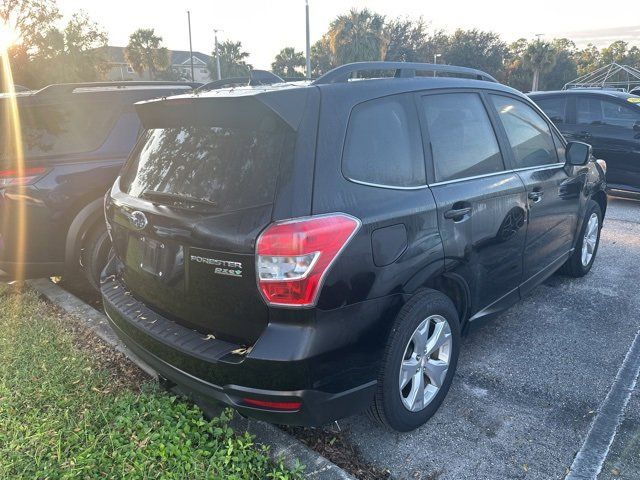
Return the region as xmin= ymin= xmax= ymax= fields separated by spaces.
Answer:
xmin=384 ymin=17 xmax=430 ymax=62
xmin=125 ymin=28 xmax=169 ymax=80
xmin=310 ymin=35 xmax=333 ymax=77
xmin=0 ymin=0 xmax=60 ymax=86
xmin=542 ymin=39 xmax=578 ymax=90
xmin=575 ymin=44 xmax=601 ymax=76
xmin=35 ymin=11 xmax=108 ymax=84
xmin=271 ymin=47 xmax=305 ymax=78
xmin=327 ymin=8 xmax=387 ymax=66
xmin=208 ymin=40 xmax=250 ymax=79
xmin=442 ymin=29 xmax=507 ymax=78
xmin=502 ymin=38 xmax=530 ymax=91
xmin=601 ymin=40 xmax=640 ymax=67
xmin=523 ymin=40 xmax=557 ymax=91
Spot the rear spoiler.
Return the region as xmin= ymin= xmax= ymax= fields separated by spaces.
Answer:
xmin=135 ymin=87 xmax=312 ymax=131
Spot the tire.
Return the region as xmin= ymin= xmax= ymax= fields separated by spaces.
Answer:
xmin=81 ymin=223 xmax=112 ymax=292
xmin=368 ymin=290 xmax=461 ymax=432
xmin=559 ymin=200 xmax=602 ymax=278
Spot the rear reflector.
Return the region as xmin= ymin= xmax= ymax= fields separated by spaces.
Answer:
xmin=0 ymin=167 xmax=47 ymax=187
xmin=242 ymin=398 xmax=302 ymax=411
xmin=256 ymin=213 xmax=360 ymax=307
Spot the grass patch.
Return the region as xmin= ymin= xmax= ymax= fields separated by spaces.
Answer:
xmin=0 ymin=284 xmax=302 ymax=479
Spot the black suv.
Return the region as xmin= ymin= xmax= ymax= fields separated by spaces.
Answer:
xmin=0 ymin=81 xmax=199 ymax=289
xmin=530 ymin=89 xmax=640 ymax=195
xmin=102 ymin=63 xmax=607 ymax=432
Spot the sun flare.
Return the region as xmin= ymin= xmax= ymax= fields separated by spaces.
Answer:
xmin=0 ymin=22 xmax=20 ymax=52
xmin=0 ymin=22 xmax=26 ymax=282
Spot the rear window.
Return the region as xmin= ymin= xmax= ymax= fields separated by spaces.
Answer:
xmin=120 ymin=119 xmax=289 ymax=212
xmin=0 ymin=101 xmax=120 ymax=162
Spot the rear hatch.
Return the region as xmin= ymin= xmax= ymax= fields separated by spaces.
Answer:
xmin=108 ymin=90 xmax=306 ymax=345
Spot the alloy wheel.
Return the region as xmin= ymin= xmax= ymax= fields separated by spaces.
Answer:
xmin=399 ymin=315 xmax=452 ymax=412
xmin=581 ymin=213 xmax=599 ymax=267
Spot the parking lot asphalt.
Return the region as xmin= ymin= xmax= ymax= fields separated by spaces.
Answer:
xmin=339 ymin=196 xmax=640 ymax=480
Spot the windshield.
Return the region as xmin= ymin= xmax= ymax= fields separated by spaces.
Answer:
xmin=120 ymin=119 xmax=290 ymax=212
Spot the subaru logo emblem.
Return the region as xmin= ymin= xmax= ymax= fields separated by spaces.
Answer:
xmin=130 ymin=211 xmax=148 ymax=230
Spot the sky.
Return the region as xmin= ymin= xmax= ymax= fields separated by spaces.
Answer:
xmin=58 ymin=0 xmax=639 ymax=69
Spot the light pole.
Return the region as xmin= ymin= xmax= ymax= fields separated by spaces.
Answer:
xmin=433 ymin=53 xmax=441 ymax=77
xmin=214 ymin=29 xmax=222 ymax=80
xmin=305 ymin=0 xmax=311 ymax=79
xmin=187 ymin=11 xmax=195 ymax=82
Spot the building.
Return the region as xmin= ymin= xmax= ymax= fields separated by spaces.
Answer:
xmin=101 ymin=46 xmax=212 ymax=83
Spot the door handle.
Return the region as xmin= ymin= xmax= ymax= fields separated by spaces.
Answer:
xmin=528 ymin=191 xmax=543 ymax=203
xmin=444 ymin=207 xmax=472 ymax=221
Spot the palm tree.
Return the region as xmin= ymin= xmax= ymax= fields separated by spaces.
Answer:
xmin=523 ymin=40 xmax=557 ymax=91
xmin=271 ymin=47 xmax=305 ymax=78
xmin=327 ymin=8 xmax=387 ymax=67
xmin=125 ymin=28 xmax=169 ymax=80
xmin=208 ymin=40 xmax=250 ymax=79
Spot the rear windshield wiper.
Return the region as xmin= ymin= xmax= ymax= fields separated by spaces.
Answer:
xmin=141 ymin=190 xmax=217 ymax=209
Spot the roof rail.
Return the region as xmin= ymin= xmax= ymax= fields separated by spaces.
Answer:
xmin=312 ymin=61 xmax=498 ymax=85
xmin=36 ymin=81 xmax=202 ymax=96
xmin=195 ymin=70 xmax=286 ymax=93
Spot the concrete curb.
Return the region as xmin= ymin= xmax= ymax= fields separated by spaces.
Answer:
xmin=27 ymin=278 xmax=356 ymax=480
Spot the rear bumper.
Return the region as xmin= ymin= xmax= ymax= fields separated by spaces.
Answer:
xmin=101 ymin=275 xmax=379 ymax=426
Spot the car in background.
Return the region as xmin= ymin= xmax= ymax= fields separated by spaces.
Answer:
xmin=630 ymin=87 xmax=640 ymax=96
xmin=0 ymin=81 xmax=200 ymax=290
xmin=102 ymin=62 xmax=606 ymax=432
xmin=530 ymin=89 xmax=640 ymax=195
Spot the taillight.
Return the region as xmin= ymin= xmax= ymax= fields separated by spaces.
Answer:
xmin=0 ymin=167 xmax=47 ymax=187
xmin=256 ymin=213 xmax=360 ymax=307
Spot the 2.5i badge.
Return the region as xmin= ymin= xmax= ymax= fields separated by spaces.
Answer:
xmin=190 ymin=255 xmax=243 ymax=278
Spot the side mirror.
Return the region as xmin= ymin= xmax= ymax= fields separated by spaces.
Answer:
xmin=565 ymin=141 xmax=591 ymax=166
xmin=633 ymin=121 xmax=640 ymax=132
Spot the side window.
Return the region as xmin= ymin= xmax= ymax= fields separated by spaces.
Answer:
xmin=491 ymin=95 xmax=559 ymax=168
xmin=601 ymin=99 xmax=640 ymax=128
xmin=576 ymin=97 xmax=603 ymax=125
xmin=0 ymin=101 xmax=120 ymax=162
xmin=422 ymin=92 xmax=504 ymax=183
xmin=342 ymin=94 xmax=426 ymax=188
xmin=535 ymin=97 xmax=567 ymax=124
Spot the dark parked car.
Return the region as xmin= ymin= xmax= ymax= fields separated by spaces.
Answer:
xmin=0 ymin=81 xmax=200 ymax=289
xmin=102 ymin=63 xmax=607 ymax=432
xmin=530 ymin=89 xmax=640 ymax=195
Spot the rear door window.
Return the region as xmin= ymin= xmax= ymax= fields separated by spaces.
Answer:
xmin=422 ymin=92 xmax=504 ymax=183
xmin=120 ymin=118 xmax=290 ymax=212
xmin=342 ymin=94 xmax=426 ymax=188
xmin=0 ymin=101 xmax=120 ymax=163
xmin=491 ymin=95 xmax=559 ymax=168
xmin=534 ymin=97 xmax=567 ymax=124
xmin=576 ymin=97 xmax=603 ymax=125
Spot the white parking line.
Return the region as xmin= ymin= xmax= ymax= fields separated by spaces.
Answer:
xmin=566 ymin=328 xmax=640 ymax=479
